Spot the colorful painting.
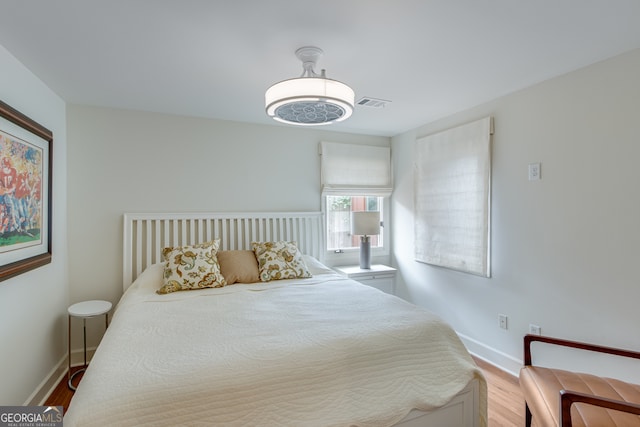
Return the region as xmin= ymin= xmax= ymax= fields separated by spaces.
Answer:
xmin=0 ymin=130 xmax=43 ymax=251
xmin=0 ymin=100 xmax=52 ymax=282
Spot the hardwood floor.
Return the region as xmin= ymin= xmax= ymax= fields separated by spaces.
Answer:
xmin=473 ymin=356 xmax=525 ymax=426
xmin=45 ymin=366 xmax=83 ymax=414
xmin=46 ymin=358 xmax=525 ymax=426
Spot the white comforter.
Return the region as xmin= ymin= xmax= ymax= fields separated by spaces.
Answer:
xmin=64 ymin=263 xmax=487 ymax=427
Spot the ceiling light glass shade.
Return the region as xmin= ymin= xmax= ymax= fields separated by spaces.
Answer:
xmin=265 ymin=77 xmax=355 ymax=126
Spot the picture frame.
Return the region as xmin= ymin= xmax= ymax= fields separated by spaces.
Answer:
xmin=0 ymin=100 xmax=52 ymax=282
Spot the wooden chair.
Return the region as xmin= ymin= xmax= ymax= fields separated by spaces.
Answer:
xmin=519 ymin=334 xmax=640 ymax=427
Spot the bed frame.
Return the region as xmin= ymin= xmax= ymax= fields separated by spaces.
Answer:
xmin=121 ymin=211 xmax=483 ymax=427
xmin=123 ymin=211 xmax=324 ymax=292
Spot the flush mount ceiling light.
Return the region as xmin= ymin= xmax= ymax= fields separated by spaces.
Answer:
xmin=265 ymin=46 xmax=355 ymax=126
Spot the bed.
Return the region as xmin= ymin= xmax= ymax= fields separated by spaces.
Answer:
xmin=64 ymin=212 xmax=487 ymax=427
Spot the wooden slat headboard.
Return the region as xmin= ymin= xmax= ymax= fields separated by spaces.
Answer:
xmin=123 ymin=212 xmax=324 ymax=292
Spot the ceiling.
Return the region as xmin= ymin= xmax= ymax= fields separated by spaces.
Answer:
xmin=1 ymin=1 xmax=639 ymax=137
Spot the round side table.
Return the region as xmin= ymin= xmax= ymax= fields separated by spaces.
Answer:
xmin=67 ymin=300 xmax=112 ymax=391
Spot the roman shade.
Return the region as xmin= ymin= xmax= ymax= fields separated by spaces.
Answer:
xmin=320 ymin=141 xmax=392 ymax=196
xmin=414 ymin=117 xmax=493 ymax=277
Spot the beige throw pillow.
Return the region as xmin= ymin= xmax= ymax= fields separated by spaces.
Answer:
xmin=217 ymin=250 xmax=260 ymax=284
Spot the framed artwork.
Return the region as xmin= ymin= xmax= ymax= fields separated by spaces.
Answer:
xmin=0 ymin=100 xmax=52 ymax=282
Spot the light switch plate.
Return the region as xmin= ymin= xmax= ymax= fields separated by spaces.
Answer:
xmin=528 ymin=163 xmax=541 ymax=181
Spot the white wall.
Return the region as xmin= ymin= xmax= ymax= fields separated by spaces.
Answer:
xmin=391 ymin=48 xmax=640 ymax=380
xmin=0 ymin=45 xmax=68 ymax=404
xmin=66 ymin=105 xmax=389 ymax=347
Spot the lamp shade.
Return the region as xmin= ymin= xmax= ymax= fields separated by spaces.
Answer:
xmin=351 ymin=211 xmax=380 ymax=236
xmin=265 ymin=77 xmax=354 ymax=126
xmin=265 ymin=46 xmax=354 ymax=126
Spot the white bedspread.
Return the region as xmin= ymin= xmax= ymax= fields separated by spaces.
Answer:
xmin=64 ymin=265 xmax=487 ymax=427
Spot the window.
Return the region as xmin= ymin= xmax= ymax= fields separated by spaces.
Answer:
xmin=319 ymin=141 xmax=392 ymax=259
xmin=326 ymin=195 xmax=384 ymax=251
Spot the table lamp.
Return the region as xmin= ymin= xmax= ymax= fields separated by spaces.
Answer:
xmin=351 ymin=211 xmax=380 ymax=269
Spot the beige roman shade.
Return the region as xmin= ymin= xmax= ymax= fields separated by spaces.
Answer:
xmin=414 ymin=117 xmax=493 ymax=277
xmin=319 ymin=141 xmax=392 ymax=196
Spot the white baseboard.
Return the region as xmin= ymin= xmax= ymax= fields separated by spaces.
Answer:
xmin=68 ymin=346 xmax=98 ymax=367
xmin=24 ymin=355 xmax=67 ymax=406
xmin=24 ymin=347 xmax=98 ymax=406
xmin=457 ymin=332 xmax=522 ymax=377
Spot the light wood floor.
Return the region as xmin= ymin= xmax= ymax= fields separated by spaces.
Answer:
xmin=473 ymin=356 xmax=525 ymax=426
xmin=46 ymin=358 xmax=526 ymax=426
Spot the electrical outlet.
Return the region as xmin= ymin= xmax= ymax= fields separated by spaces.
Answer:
xmin=529 ymin=324 xmax=541 ymax=335
xmin=499 ymin=314 xmax=508 ymax=330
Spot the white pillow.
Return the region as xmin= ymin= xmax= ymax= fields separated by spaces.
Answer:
xmin=303 ymin=255 xmax=334 ymax=275
xmin=131 ymin=263 xmax=164 ymax=290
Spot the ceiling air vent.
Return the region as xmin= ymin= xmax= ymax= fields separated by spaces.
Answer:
xmin=356 ymin=97 xmax=391 ymax=108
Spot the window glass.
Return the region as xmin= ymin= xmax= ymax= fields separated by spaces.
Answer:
xmin=326 ymin=196 xmax=383 ymax=251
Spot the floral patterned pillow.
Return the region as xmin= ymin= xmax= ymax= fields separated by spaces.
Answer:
xmin=251 ymin=241 xmax=312 ymax=282
xmin=157 ymin=239 xmax=226 ymax=294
